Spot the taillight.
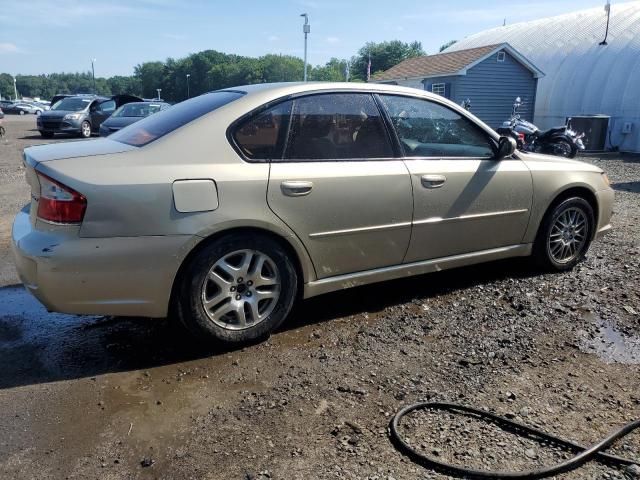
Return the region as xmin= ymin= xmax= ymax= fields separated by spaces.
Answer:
xmin=36 ymin=172 xmax=87 ymax=223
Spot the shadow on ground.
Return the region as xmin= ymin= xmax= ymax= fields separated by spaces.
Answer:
xmin=612 ymin=181 xmax=640 ymax=193
xmin=0 ymin=258 xmax=536 ymax=390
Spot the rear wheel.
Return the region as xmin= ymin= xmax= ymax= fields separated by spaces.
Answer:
xmin=80 ymin=121 xmax=91 ymax=138
xmin=552 ymin=139 xmax=577 ymax=158
xmin=533 ymin=197 xmax=594 ymax=271
xmin=39 ymin=131 xmax=54 ymax=138
xmin=176 ymin=233 xmax=297 ymax=345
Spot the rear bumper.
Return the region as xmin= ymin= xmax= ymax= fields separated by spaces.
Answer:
xmin=594 ymin=188 xmax=614 ymax=240
xmin=11 ymin=207 xmax=198 ymax=317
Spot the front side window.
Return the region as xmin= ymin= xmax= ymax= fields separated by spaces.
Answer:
xmin=98 ymin=100 xmax=116 ymax=113
xmin=233 ymin=100 xmax=293 ymax=160
xmin=284 ymin=93 xmax=393 ymax=161
xmin=379 ymin=95 xmax=494 ymax=158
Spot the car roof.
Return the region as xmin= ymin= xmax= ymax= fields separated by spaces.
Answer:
xmin=222 ymin=81 xmax=441 ymax=98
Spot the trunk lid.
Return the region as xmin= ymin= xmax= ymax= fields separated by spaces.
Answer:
xmin=25 ymin=138 xmax=136 ymax=164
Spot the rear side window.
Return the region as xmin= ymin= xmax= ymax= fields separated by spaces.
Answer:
xmin=284 ymin=93 xmax=393 ymax=161
xmin=379 ymin=94 xmax=494 ymax=158
xmin=233 ymin=100 xmax=293 ymax=160
xmin=111 ymin=91 xmax=244 ymax=147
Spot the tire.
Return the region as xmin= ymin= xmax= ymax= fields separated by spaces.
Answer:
xmin=533 ymin=197 xmax=595 ymax=271
xmin=19 ymin=110 xmax=25 ymax=115
xmin=176 ymin=233 xmax=298 ymax=345
xmin=39 ymin=131 xmax=54 ymax=138
xmin=552 ymin=139 xmax=577 ymax=158
xmin=80 ymin=120 xmax=92 ymax=138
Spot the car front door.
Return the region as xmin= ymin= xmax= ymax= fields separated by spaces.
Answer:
xmin=378 ymin=94 xmax=533 ymax=263
xmin=91 ymin=99 xmax=116 ymax=131
xmin=233 ymin=92 xmax=413 ymax=279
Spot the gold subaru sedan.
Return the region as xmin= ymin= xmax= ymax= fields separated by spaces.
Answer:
xmin=12 ymin=83 xmax=614 ymax=345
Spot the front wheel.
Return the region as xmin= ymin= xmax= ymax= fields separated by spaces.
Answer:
xmin=176 ymin=233 xmax=298 ymax=345
xmin=533 ymin=197 xmax=594 ymax=271
xmin=80 ymin=120 xmax=91 ymax=138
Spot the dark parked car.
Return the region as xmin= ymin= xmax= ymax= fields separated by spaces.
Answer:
xmin=37 ymin=94 xmax=143 ymax=138
xmin=0 ymin=100 xmax=14 ymax=110
xmin=99 ymin=101 xmax=170 ymax=136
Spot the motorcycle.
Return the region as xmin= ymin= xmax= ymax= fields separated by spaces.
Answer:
xmin=497 ymin=97 xmax=585 ymax=158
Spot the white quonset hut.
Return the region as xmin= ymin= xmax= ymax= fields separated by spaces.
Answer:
xmin=445 ymin=2 xmax=640 ymax=152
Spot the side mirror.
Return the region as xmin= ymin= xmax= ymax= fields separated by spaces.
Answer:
xmin=495 ymin=136 xmax=517 ymax=160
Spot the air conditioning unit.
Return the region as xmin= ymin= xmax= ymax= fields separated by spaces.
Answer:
xmin=566 ymin=115 xmax=609 ymax=151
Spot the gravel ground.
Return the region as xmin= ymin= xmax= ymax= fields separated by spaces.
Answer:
xmin=0 ymin=116 xmax=638 ymax=479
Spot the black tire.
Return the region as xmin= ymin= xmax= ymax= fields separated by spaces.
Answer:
xmin=80 ymin=120 xmax=92 ymax=138
xmin=176 ymin=233 xmax=298 ymax=345
xmin=552 ymin=139 xmax=577 ymax=158
xmin=39 ymin=131 xmax=54 ymax=138
xmin=533 ymin=197 xmax=595 ymax=271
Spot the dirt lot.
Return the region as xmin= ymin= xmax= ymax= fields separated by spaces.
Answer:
xmin=0 ymin=115 xmax=639 ymax=479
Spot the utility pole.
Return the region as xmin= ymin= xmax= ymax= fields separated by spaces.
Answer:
xmin=300 ymin=13 xmax=310 ymax=81
xmin=91 ymin=58 xmax=96 ymax=93
xmin=156 ymin=88 xmax=162 ymax=100
xmin=13 ymin=76 xmax=18 ymax=100
xmin=186 ymin=74 xmax=191 ymax=98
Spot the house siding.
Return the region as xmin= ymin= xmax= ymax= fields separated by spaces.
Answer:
xmin=392 ymin=50 xmax=537 ymax=129
xmin=448 ymin=50 xmax=537 ymax=128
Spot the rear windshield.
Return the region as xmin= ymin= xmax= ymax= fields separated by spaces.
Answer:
xmin=52 ymin=97 xmax=92 ymax=112
xmin=110 ymin=91 xmax=244 ymax=147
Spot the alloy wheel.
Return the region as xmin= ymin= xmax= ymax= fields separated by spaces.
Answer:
xmin=81 ymin=122 xmax=91 ymax=137
xmin=547 ymin=207 xmax=588 ymax=263
xmin=200 ymin=249 xmax=281 ymax=330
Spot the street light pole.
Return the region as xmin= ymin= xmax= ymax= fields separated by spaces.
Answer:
xmin=156 ymin=88 xmax=162 ymax=100
xmin=186 ymin=74 xmax=191 ymax=99
xmin=13 ymin=76 xmax=17 ymax=100
xmin=300 ymin=13 xmax=310 ymax=81
xmin=91 ymin=58 xmax=96 ymax=93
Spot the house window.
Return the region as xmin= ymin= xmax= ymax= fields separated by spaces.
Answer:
xmin=497 ymin=51 xmax=506 ymax=62
xmin=431 ymin=83 xmax=446 ymax=96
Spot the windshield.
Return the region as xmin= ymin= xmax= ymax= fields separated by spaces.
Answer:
xmin=51 ymin=97 xmax=92 ymax=112
xmin=112 ymin=103 xmax=164 ymax=118
xmin=110 ymin=91 xmax=244 ymax=147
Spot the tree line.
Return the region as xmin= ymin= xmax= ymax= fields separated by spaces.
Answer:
xmin=0 ymin=40 xmax=426 ymax=103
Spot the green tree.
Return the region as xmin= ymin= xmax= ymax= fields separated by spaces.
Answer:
xmin=439 ymin=39 xmax=457 ymax=52
xmin=351 ymin=40 xmax=425 ymax=81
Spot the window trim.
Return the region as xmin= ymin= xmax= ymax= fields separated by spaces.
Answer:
xmin=431 ymin=83 xmax=446 ymax=96
xmin=228 ymin=91 xmax=399 ymax=163
xmin=375 ymin=93 xmax=499 ymax=160
xmin=497 ymin=51 xmax=506 ymax=62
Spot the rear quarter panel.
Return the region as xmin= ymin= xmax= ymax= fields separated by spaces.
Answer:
xmin=35 ymin=104 xmax=315 ymax=283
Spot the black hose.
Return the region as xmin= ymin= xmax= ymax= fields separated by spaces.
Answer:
xmin=389 ymin=402 xmax=639 ymax=479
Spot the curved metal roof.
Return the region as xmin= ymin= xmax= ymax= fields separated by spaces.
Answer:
xmin=446 ymin=2 xmax=640 ymax=151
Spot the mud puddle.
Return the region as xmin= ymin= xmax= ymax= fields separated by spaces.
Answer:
xmin=579 ymin=312 xmax=640 ymax=364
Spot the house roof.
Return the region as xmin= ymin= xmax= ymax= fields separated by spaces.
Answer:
xmin=373 ymin=43 xmax=544 ymax=82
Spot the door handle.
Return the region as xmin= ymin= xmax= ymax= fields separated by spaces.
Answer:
xmin=281 ymin=181 xmax=313 ymax=197
xmin=421 ymin=174 xmax=447 ymax=188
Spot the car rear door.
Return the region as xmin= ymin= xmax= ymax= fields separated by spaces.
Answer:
xmin=378 ymin=94 xmax=533 ymax=263
xmin=232 ymin=92 xmax=413 ymax=279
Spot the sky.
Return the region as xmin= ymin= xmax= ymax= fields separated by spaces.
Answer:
xmin=0 ymin=0 xmax=625 ymax=77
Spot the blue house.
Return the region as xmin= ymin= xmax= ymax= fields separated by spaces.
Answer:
xmin=373 ymin=43 xmax=544 ymax=128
